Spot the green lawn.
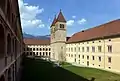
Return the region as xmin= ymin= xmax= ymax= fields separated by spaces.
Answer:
xmin=62 ymin=64 xmax=120 ymax=81
xmin=21 ymin=58 xmax=120 ymax=81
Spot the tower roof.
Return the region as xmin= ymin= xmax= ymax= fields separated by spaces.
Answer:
xmin=50 ymin=15 xmax=57 ymax=27
xmin=56 ymin=10 xmax=66 ymax=23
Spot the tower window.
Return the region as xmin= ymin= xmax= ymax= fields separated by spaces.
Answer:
xmin=60 ymin=24 xmax=64 ymax=28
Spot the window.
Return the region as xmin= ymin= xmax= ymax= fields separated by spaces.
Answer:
xmin=30 ymin=52 xmax=32 ymax=55
xmin=40 ymin=48 xmax=42 ymax=51
xmin=60 ymin=24 xmax=64 ymax=28
xmin=87 ymin=56 xmax=89 ymax=60
xmin=36 ymin=52 xmax=38 ymax=55
xmin=82 ymin=47 xmax=84 ymax=52
xmin=43 ymin=48 xmax=45 ymax=51
xmin=43 ymin=52 xmax=45 ymax=56
xmin=98 ymin=46 xmax=102 ymax=52
xmin=108 ymin=45 xmax=112 ymax=53
xmin=46 ymin=52 xmax=48 ymax=56
xmin=33 ymin=48 xmax=35 ymax=51
xmin=82 ymin=55 xmax=84 ymax=59
xmin=74 ymin=48 xmax=76 ymax=52
xmin=27 ymin=48 xmax=29 ymax=51
xmin=92 ymin=46 xmax=95 ymax=52
xmin=40 ymin=52 xmax=41 ymax=56
xmin=24 ymin=48 xmax=26 ymax=51
xmin=87 ymin=47 xmax=89 ymax=52
xmin=71 ymin=48 xmax=73 ymax=52
xmin=108 ymin=57 xmax=111 ymax=63
xmin=49 ymin=48 xmax=50 ymax=51
xmin=98 ymin=56 xmax=101 ymax=62
xmin=92 ymin=56 xmax=95 ymax=60
xmin=30 ymin=48 xmax=32 ymax=51
xmin=36 ymin=48 xmax=38 ymax=51
xmin=75 ymin=54 xmax=76 ymax=57
xmin=79 ymin=47 xmax=80 ymax=52
xmin=49 ymin=52 xmax=50 ymax=56
xmin=79 ymin=55 xmax=80 ymax=58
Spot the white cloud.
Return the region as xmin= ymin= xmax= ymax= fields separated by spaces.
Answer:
xmin=72 ymin=16 xmax=76 ymax=19
xmin=77 ymin=18 xmax=87 ymax=24
xmin=18 ymin=0 xmax=45 ymax=28
xmin=67 ymin=20 xmax=75 ymax=26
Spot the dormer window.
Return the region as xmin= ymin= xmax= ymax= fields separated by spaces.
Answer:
xmin=60 ymin=24 xmax=64 ymax=28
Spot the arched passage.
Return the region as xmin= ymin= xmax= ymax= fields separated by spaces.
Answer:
xmin=0 ymin=75 xmax=5 ymax=81
xmin=0 ymin=24 xmax=5 ymax=58
xmin=0 ymin=0 xmax=6 ymax=13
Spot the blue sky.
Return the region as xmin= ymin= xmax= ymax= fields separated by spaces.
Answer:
xmin=18 ymin=0 xmax=120 ymax=36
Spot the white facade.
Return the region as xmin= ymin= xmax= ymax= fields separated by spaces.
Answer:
xmin=25 ymin=45 xmax=51 ymax=58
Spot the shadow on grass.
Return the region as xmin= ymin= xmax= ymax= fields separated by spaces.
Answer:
xmin=21 ymin=58 xmax=90 ymax=81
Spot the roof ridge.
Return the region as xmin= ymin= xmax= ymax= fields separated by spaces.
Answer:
xmin=77 ymin=19 xmax=120 ymax=34
xmin=56 ymin=10 xmax=66 ymax=22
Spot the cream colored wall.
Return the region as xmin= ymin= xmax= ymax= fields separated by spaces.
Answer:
xmin=66 ymin=37 xmax=120 ymax=73
xmin=25 ymin=45 xmax=51 ymax=57
xmin=51 ymin=21 xmax=66 ymax=61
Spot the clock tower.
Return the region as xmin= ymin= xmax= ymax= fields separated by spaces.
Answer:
xmin=50 ymin=10 xmax=66 ymax=62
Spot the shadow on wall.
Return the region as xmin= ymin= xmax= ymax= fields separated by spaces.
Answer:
xmin=20 ymin=57 xmax=96 ymax=81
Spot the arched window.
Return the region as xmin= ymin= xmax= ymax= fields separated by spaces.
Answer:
xmin=40 ymin=48 xmax=41 ymax=51
xmin=0 ymin=75 xmax=5 ymax=81
xmin=43 ymin=48 xmax=45 ymax=51
xmin=46 ymin=52 xmax=48 ymax=56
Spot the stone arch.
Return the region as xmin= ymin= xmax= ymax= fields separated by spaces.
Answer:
xmin=0 ymin=75 xmax=5 ymax=81
xmin=0 ymin=24 xmax=5 ymax=58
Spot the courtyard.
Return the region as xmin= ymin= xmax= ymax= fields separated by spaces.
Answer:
xmin=21 ymin=58 xmax=120 ymax=81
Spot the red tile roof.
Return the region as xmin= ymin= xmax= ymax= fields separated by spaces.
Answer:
xmin=67 ymin=19 xmax=120 ymax=43
xmin=50 ymin=16 xmax=57 ymax=27
xmin=56 ymin=11 xmax=66 ymax=23
xmin=24 ymin=38 xmax=50 ymax=45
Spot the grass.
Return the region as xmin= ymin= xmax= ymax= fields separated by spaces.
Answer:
xmin=21 ymin=58 xmax=120 ymax=81
xmin=62 ymin=64 xmax=120 ymax=81
xmin=21 ymin=58 xmax=88 ymax=81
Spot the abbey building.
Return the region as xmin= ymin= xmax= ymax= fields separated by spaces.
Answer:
xmin=24 ymin=11 xmax=120 ymax=73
